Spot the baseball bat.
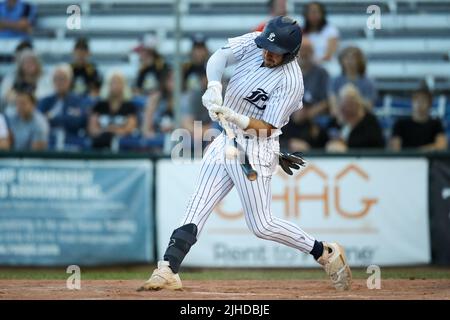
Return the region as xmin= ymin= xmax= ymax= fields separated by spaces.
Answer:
xmin=218 ymin=113 xmax=258 ymax=181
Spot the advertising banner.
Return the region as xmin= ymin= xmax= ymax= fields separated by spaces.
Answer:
xmin=157 ymin=158 xmax=430 ymax=267
xmin=0 ymin=159 xmax=153 ymax=266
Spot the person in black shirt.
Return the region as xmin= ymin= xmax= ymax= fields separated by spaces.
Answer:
xmin=390 ymin=88 xmax=447 ymax=151
xmin=326 ymin=84 xmax=384 ymax=152
xmin=133 ymin=34 xmax=168 ymax=96
xmin=88 ymin=72 xmax=137 ymax=149
xmin=71 ymin=38 xmax=102 ymax=97
xmin=182 ymin=34 xmax=209 ymax=92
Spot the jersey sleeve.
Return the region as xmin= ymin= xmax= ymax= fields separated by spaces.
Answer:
xmin=227 ymin=32 xmax=260 ymax=62
xmin=262 ymin=68 xmax=304 ymax=129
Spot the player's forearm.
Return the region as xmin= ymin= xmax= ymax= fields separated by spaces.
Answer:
xmin=0 ymin=19 xmax=31 ymax=32
xmin=245 ymin=118 xmax=276 ymax=137
xmin=206 ymin=47 xmax=237 ymax=82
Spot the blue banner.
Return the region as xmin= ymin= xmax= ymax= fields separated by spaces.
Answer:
xmin=0 ymin=159 xmax=153 ymax=266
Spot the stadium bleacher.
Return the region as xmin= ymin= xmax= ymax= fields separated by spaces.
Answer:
xmin=0 ymin=0 xmax=449 ymax=151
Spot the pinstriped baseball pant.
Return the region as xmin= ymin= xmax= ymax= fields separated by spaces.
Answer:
xmin=181 ymin=133 xmax=315 ymax=253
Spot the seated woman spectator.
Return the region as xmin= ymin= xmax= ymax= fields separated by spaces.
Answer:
xmin=0 ymin=112 xmax=10 ymax=150
xmin=331 ymin=46 xmax=377 ymax=110
xmin=88 ymin=72 xmax=137 ymax=149
xmin=71 ymin=38 xmax=102 ymax=97
xmin=302 ymin=1 xmax=339 ymax=62
xmin=142 ymin=70 xmax=176 ymax=137
xmin=326 ymin=84 xmax=384 ymax=152
xmin=133 ymin=34 xmax=168 ymax=96
xmin=390 ymin=88 xmax=447 ymax=151
xmin=38 ymin=64 xmax=88 ymax=139
xmin=0 ymin=49 xmax=51 ymax=114
xmin=0 ymin=0 xmax=36 ymax=39
xmin=7 ymin=87 xmax=49 ymax=151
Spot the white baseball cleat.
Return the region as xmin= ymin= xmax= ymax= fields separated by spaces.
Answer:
xmin=317 ymin=242 xmax=352 ymax=291
xmin=138 ymin=261 xmax=183 ymax=291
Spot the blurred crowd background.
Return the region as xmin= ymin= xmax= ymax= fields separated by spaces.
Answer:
xmin=0 ymin=0 xmax=449 ymax=155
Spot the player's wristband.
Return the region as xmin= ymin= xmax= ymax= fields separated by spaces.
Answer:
xmin=231 ymin=113 xmax=250 ymax=130
xmin=207 ymin=80 xmax=222 ymax=89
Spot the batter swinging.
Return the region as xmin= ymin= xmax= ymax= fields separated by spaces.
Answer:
xmin=139 ymin=16 xmax=352 ymax=292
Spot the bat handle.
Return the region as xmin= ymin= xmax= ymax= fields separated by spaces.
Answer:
xmin=217 ymin=113 xmax=235 ymax=140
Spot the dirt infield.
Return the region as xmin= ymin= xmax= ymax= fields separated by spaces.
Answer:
xmin=0 ymin=279 xmax=449 ymax=300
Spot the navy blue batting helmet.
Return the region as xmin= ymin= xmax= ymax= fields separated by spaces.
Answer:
xmin=254 ymin=16 xmax=303 ymax=64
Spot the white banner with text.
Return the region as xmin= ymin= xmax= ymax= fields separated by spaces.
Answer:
xmin=157 ymin=158 xmax=430 ymax=267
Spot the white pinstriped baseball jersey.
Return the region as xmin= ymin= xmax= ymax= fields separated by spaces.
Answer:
xmin=178 ymin=31 xmax=316 ymax=256
xmin=224 ymin=32 xmax=304 ymax=137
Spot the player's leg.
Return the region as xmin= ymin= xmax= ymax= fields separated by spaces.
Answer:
xmin=228 ymin=159 xmax=316 ymax=252
xmin=226 ymin=150 xmax=351 ymax=290
xmin=139 ymin=135 xmax=234 ymax=291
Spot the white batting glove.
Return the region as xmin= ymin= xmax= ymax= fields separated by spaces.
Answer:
xmin=209 ymin=104 xmax=250 ymax=130
xmin=202 ymin=81 xmax=223 ymax=109
xmin=208 ymin=109 xmax=219 ymax=122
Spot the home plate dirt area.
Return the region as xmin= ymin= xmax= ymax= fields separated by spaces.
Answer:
xmin=0 ymin=279 xmax=449 ymax=300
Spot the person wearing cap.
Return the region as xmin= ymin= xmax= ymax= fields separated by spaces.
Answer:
xmin=133 ymin=34 xmax=168 ymax=96
xmin=70 ymin=37 xmax=102 ymax=97
xmin=182 ymin=34 xmax=209 ymax=92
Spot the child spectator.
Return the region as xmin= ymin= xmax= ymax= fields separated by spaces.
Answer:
xmin=390 ymin=88 xmax=447 ymax=151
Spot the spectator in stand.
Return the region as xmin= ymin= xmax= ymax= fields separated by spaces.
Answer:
xmin=331 ymin=46 xmax=377 ymax=111
xmin=7 ymin=86 xmax=49 ymax=150
xmin=298 ymin=37 xmax=330 ymax=118
xmin=255 ymin=0 xmax=287 ymax=32
xmin=326 ymin=84 xmax=384 ymax=152
xmin=38 ymin=64 xmax=88 ymax=139
xmin=14 ymin=38 xmax=32 ymax=57
xmin=280 ymin=38 xmax=330 ymax=151
xmin=0 ymin=49 xmax=51 ymax=115
xmin=182 ymin=34 xmax=209 ymax=92
xmin=0 ymin=0 xmax=36 ymax=39
xmin=0 ymin=112 xmax=10 ymax=149
xmin=390 ymin=88 xmax=447 ymax=151
xmin=142 ymin=70 xmax=176 ymax=137
xmin=71 ymin=38 xmax=102 ymax=97
xmin=302 ymin=1 xmax=339 ymax=62
xmin=281 ymin=107 xmax=329 ymax=152
xmin=88 ymin=71 xmax=137 ymax=149
xmin=133 ymin=34 xmax=168 ymax=96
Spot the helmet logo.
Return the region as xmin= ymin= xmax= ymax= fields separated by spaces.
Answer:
xmin=267 ymin=32 xmax=276 ymax=42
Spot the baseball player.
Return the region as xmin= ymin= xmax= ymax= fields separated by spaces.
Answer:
xmin=139 ymin=16 xmax=351 ymax=292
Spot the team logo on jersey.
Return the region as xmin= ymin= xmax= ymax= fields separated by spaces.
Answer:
xmin=244 ymin=88 xmax=269 ymax=110
xmin=268 ymin=32 xmax=276 ymax=42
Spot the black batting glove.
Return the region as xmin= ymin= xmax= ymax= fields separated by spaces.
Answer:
xmin=278 ymin=151 xmax=306 ymax=175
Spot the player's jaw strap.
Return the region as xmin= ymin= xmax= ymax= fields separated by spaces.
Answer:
xmin=163 ymin=223 xmax=198 ymax=274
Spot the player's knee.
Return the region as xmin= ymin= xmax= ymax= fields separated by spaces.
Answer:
xmin=163 ymin=223 xmax=198 ymax=273
xmin=250 ymin=226 xmax=273 ymax=240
